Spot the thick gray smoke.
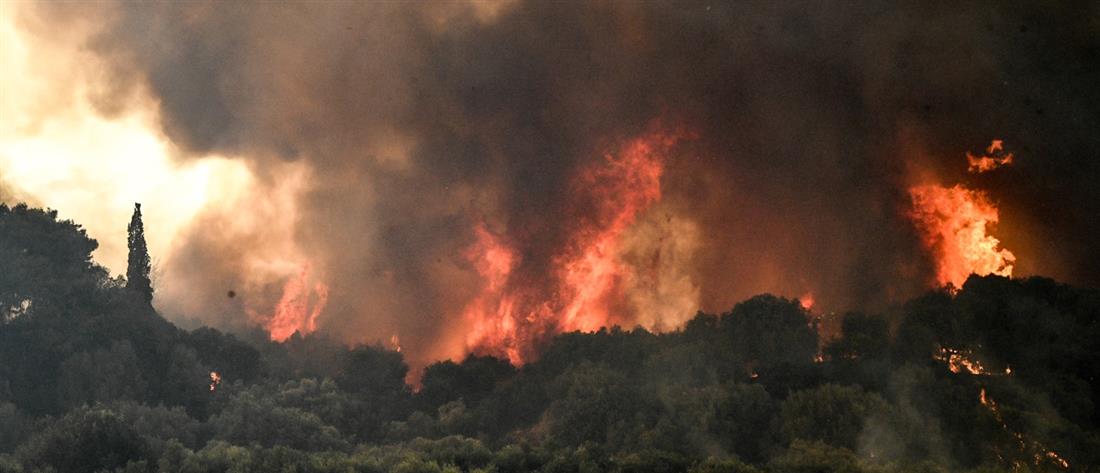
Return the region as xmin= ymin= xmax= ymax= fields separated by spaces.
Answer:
xmin=19 ymin=1 xmax=1100 ymax=366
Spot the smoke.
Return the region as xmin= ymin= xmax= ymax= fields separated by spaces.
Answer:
xmin=6 ymin=1 xmax=1099 ymax=368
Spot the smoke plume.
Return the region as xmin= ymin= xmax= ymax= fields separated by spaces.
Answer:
xmin=6 ymin=1 xmax=1099 ymax=368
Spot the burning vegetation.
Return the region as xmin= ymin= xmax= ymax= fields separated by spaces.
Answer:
xmin=3 ymin=195 xmax=1100 ymax=473
xmin=2 ymin=1 xmax=1100 ymax=472
xmin=967 ymin=140 xmax=1015 ymax=174
xmin=908 ymin=141 xmax=1017 ymax=290
xmin=979 ymin=387 xmax=1070 ymax=470
xmin=462 ymin=127 xmax=690 ymax=364
xmin=258 ymin=266 xmax=330 ymax=342
xmin=935 ymin=347 xmax=1010 ymax=376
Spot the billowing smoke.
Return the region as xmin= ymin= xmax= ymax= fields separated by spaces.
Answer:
xmin=9 ymin=1 xmax=1099 ymax=368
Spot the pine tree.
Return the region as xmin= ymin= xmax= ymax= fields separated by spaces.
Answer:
xmin=126 ymin=203 xmax=153 ymax=304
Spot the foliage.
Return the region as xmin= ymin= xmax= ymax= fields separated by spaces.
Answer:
xmin=125 ymin=203 xmax=153 ymax=304
xmin=2 ymin=204 xmax=1099 ymax=472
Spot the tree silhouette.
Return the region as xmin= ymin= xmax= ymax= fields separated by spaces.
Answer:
xmin=125 ymin=203 xmax=152 ymax=304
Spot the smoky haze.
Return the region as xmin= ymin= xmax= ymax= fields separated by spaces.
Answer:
xmin=16 ymin=1 xmax=1099 ymax=368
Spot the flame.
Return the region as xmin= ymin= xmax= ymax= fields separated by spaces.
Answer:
xmin=461 ymin=222 xmax=524 ymax=363
xmin=209 ymin=371 xmax=221 ymax=392
xmin=935 ymin=347 xmax=1010 ymax=376
xmin=799 ymin=292 xmax=815 ymax=311
xmin=461 ymin=127 xmax=689 ymax=364
xmin=908 ymin=184 xmax=1015 ymax=289
xmin=262 ymin=266 xmax=330 ymax=342
xmin=967 ymin=139 xmax=1014 ymax=173
xmin=979 ymin=387 xmax=1070 ymax=470
xmin=390 ymin=334 xmax=402 ymax=353
xmin=557 ymin=130 xmax=676 ymax=332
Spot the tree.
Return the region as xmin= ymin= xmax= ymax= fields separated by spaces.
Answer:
xmin=418 ymin=355 xmax=515 ymax=412
xmin=721 ymin=295 xmax=818 ymax=368
xmin=544 ymin=361 xmax=637 ymax=448
xmin=779 ymin=384 xmax=889 ymax=451
xmin=825 ymin=312 xmax=889 ymax=361
xmin=58 ymin=341 xmax=148 ymax=409
xmin=208 ymin=390 xmax=347 ymax=451
xmin=15 ymin=406 xmax=151 ymax=473
xmin=125 ymin=203 xmax=152 ymax=304
xmin=0 ymin=203 xmax=104 ymax=319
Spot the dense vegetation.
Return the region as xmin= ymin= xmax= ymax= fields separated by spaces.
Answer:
xmin=1 ymin=202 xmax=1098 ymax=473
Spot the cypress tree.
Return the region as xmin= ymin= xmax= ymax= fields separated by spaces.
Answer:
xmin=126 ymin=203 xmax=153 ymax=303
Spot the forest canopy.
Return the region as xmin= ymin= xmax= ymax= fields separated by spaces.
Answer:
xmin=1 ymin=202 xmax=1098 ymax=472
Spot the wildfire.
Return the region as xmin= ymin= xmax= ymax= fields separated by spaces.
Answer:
xmin=209 ymin=371 xmax=221 ymax=392
xmin=908 ymin=184 xmax=1014 ymax=289
xmin=799 ymin=292 xmax=815 ymax=311
xmin=935 ymin=347 xmax=1010 ymax=376
xmin=979 ymin=387 xmax=1070 ymax=470
xmin=390 ymin=334 xmax=402 ymax=352
xmin=908 ymin=140 xmax=1018 ymax=289
xmin=263 ymin=266 xmax=330 ymax=342
xmin=967 ymin=139 xmax=1014 ymax=173
xmin=462 ymin=126 xmax=690 ymax=364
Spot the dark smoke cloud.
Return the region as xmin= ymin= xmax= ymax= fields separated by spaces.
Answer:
xmin=23 ymin=1 xmax=1100 ymax=366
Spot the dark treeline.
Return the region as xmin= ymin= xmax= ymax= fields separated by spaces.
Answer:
xmin=1 ymin=202 xmax=1098 ymax=473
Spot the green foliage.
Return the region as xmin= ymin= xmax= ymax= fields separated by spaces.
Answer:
xmin=209 ymin=390 xmax=348 ymax=451
xmin=722 ymin=295 xmax=818 ymax=368
xmin=15 ymin=405 xmax=151 ymax=473
xmin=825 ymin=313 xmax=889 ymax=361
xmin=185 ymin=327 xmax=262 ymax=385
xmin=408 ymin=436 xmax=493 ymax=471
xmin=689 ymin=457 xmax=763 ymax=473
xmin=337 ymin=346 xmax=408 ymax=395
xmin=419 ymin=355 xmax=515 ymax=412
xmin=0 ymin=403 xmax=30 ymax=453
xmin=3 ymin=206 xmax=1100 ymax=473
xmin=544 ymin=361 xmax=638 ymax=448
xmin=768 ymin=440 xmax=867 ymax=473
xmin=112 ymin=401 xmax=203 ymax=449
xmin=780 ymin=384 xmax=890 ymax=451
xmin=58 ymin=340 xmax=148 ymax=409
xmin=0 ymin=203 xmax=104 ymax=320
xmin=125 ymin=203 xmax=152 ymax=304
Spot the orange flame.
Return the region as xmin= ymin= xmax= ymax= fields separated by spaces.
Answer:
xmin=935 ymin=347 xmax=1011 ymax=376
xmin=967 ymin=139 xmax=1014 ymax=173
xmin=979 ymin=387 xmax=1070 ymax=470
xmin=264 ymin=266 xmax=330 ymax=342
xmin=462 ymin=127 xmax=689 ymax=364
xmin=557 ymin=130 xmax=674 ymax=333
xmin=390 ymin=334 xmax=402 ymax=353
xmin=799 ymin=292 xmax=815 ymax=311
xmin=908 ymin=184 xmax=1015 ymax=289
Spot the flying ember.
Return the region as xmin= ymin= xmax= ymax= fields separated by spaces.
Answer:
xmin=967 ymin=139 xmax=1015 ymax=173
xmin=209 ymin=371 xmax=221 ymax=392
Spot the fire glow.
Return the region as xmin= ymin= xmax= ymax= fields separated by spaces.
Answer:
xmin=909 ymin=184 xmax=1015 ymax=289
xmin=209 ymin=371 xmax=221 ymax=392
xmin=462 ymin=127 xmax=690 ymax=364
xmin=967 ymin=140 xmax=1014 ymax=173
xmin=936 ymin=347 xmax=1010 ymax=376
xmin=907 ymin=141 xmax=1017 ymax=289
xmin=979 ymin=388 xmax=1070 ymax=470
xmin=261 ymin=266 xmax=330 ymax=342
